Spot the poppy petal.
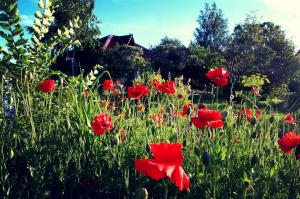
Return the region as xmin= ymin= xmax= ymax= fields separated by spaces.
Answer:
xmin=207 ymin=120 xmax=224 ymax=128
xmin=169 ymin=166 xmax=190 ymax=191
xmin=149 ymin=143 xmax=183 ymax=165
xmin=191 ymin=117 xmax=207 ymax=129
xmin=135 ymin=159 xmax=165 ymax=180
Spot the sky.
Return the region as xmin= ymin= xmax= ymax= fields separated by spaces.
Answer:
xmin=6 ymin=0 xmax=300 ymax=50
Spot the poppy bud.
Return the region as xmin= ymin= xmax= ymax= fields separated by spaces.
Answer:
xmin=111 ymin=135 xmax=119 ymax=146
xmin=270 ymin=160 xmax=275 ymax=167
xmin=250 ymin=117 xmax=257 ymax=125
xmin=182 ymin=138 xmax=187 ymax=148
xmin=167 ymin=104 xmax=174 ymax=113
xmin=278 ymin=130 xmax=284 ymax=139
xmin=251 ymin=155 xmax=259 ymax=167
xmin=136 ymin=188 xmax=148 ymax=199
xmin=169 ymin=134 xmax=177 ymax=142
xmin=296 ymin=144 xmax=300 ymax=160
xmin=125 ymin=109 xmax=130 ymax=119
xmin=201 ymin=151 xmax=210 ymax=167
xmin=146 ymin=144 xmax=151 ymax=154
xmin=151 ymin=126 xmax=156 ymax=135
xmin=198 ymin=103 xmax=207 ymax=109
xmin=269 ymin=116 xmax=275 ymax=123
xmin=186 ymin=106 xmax=192 ymax=116
xmin=145 ymin=119 xmax=151 ymax=127
xmin=221 ymin=110 xmax=229 ymax=119
xmin=194 ymin=146 xmax=201 ymax=157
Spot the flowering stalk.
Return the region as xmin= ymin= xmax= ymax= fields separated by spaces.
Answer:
xmin=2 ymin=76 xmax=16 ymax=126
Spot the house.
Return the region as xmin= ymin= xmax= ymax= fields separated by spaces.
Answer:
xmin=99 ymin=34 xmax=151 ymax=59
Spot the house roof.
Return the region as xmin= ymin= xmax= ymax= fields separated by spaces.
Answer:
xmin=100 ymin=34 xmax=136 ymax=50
xmin=99 ymin=34 xmax=151 ymax=59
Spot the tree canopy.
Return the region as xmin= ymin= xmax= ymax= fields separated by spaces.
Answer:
xmin=194 ymin=2 xmax=228 ymax=53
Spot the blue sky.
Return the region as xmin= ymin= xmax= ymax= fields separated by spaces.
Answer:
xmin=7 ymin=0 xmax=300 ymax=49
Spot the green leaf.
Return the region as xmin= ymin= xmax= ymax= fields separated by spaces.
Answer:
xmin=11 ymin=26 xmax=23 ymax=36
xmin=8 ymin=3 xmax=18 ymax=16
xmin=1 ymin=54 xmax=12 ymax=62
xmin=15 ymin=38 xmax=27 ymax=47
xmin=0 ymin=22 xmax=10 ymax=30
xmin=0 ymin=13 xmax=9 ymax=22
xmin=9 ymin=16 xmax=20 ymax=26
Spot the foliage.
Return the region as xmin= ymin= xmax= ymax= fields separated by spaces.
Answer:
xmin=226 ymin=16 xmax=300 ymax=90
xmin=0 ymin=0 xmax=81 ymax=80
xmin=103 ymin=45 xmax=152 ymax=85
xmin=151 ymin=37 xmax=188 ymax=79
xmin=48 ymin=0 xmax=100 ymax=47
xmin=185 ymin=44 xmax=226 ymax=89
xmin=241 ymin=73 xmax=270 ymax=88
xmin=151 ymin=38 xmax=227 ymax=89
xmin=194 ymin=2 xmax=228 ymax=53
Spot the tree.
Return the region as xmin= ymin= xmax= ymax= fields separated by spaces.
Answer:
xmin=49 ymin=0 xmax=100 ymax=47
xmin=194 ymin=2 xmax=228 ymax=53
xmin=151 ymin=37 xmax=188 ymax=79
xmin=226 ymin=16 xmax=300 ymax=90
xmin=103 ymin=45 xmax=152 ymax=85
xmin=185 ymin=44 xmax=226 ymax=89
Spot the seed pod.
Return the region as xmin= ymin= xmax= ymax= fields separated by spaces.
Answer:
xmin=136 ymin=188 xmax=148 ymax=199
xmin=250 ymin=117 xmax=257 ymax=125
xmin=201 ymin=151 xmax=210 ymax=167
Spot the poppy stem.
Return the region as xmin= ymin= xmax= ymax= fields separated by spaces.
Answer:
xmin=163 ymin=179 xmax=168 ymax=199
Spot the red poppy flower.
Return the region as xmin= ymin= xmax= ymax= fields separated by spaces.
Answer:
xmin=127 ymin=84 xmax=150 ymax=100
xmin=38 ymin=79 xmax=55 ymax=93
xmin=150 ymin=114 xmax=163 ymax=126
xmin=182 ymin=103 xmax=194 ymax=116
xmin=205 ymin=67 xmax=230 ymax=87
xmin=278 ymin=131 xmax=300 ymax=154
xmin=135 ymin=143 xmax=190 ymax=191
xmin=244 ymin=108 xmax=263 ymax=122
xmin=103 ymin=80 xmax=113 ymax=90
xmin=82 ymin=90 xmax=90 ymax=97
xmin=91 ymin=113 xmax=113 ymax=135
xmin=112 ymin=88 xmax=120 ymax=95
xmin=154 ymin=81 xmax=176 ymax=94
xmin=284 ymin=113 xmax=295 ymax=124
xmin=191 ymin=108 xmax=224 ymax=129
xmin=251 ymin=87 xmax=260 ymax=95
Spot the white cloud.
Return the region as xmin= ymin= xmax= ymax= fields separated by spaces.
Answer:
xmin=20 ymin=15 xmax=34 ymax=26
